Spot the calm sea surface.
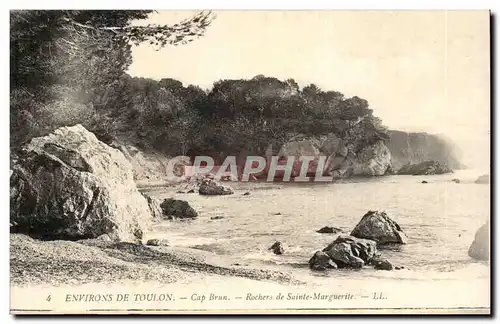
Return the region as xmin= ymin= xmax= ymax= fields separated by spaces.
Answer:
xmin=142 ymin=169 xmax=490 ymax=284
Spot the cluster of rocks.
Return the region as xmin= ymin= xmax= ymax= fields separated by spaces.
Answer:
xmin=309 ymin=211 xmax=408 ymax=271
xmin=397 ymin=160 xmax=452 ymax=175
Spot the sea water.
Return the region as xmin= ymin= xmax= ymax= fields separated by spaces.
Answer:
xmin=141 ymin=169 xmax=490 ymax=308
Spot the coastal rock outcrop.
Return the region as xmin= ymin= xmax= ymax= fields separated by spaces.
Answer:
xmin=309 ymin=251 xmax=338 ymax=271
xmin=327 ymin=140 xmax=393 ymax=178
xmin=198 ymin=178 xmax=234 ymax=195
xmin=322 ymin=235 xmax=377 ymax=269
xmin=160 ymin=198 xmax=198 ymax=219
xmin=475 ymin=174 xmax=490 ymax=184
xmin=350 ymin=211 xmax=408 ymax=244
xmin=397 ymin=160 xmax=452 ymax=175
xmin=272 ymin=135 xmax=393 ymax=179
xmin=468 ymin=222 xmax=489 ymax=261
xmin=10 ymin=125 xmax=153 ymax=242
xmin=350 ymin=140 xmax=393 ymax=177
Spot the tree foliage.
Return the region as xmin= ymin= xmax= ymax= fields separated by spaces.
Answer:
xmin=11 ymin=10 xmax=389 ymax=160
xmin=10 ymin=10 xmax=215 ymax=145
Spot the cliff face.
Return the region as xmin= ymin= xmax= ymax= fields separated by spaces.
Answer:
xmin=274 ymin=134 xmax=393 ymax=179
xmin=386 ymin=130 xmax=463 ymax=171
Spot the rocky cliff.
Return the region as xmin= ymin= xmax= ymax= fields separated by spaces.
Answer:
xmin=386 ymin=130 xmax=463 ymax=171
xmin=273 ymin=133 xmax=393 ymax=179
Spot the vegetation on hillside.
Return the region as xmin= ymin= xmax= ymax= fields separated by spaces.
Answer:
xmin=10 ymin=10 xmax=390 ymax=161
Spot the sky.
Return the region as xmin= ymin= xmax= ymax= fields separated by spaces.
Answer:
xmin=128 ymin=11 xmax=490 ymax=169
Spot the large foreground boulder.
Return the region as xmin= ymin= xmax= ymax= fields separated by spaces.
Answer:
xmin=10 ymin=125 xmax=153 ymax=242
xmin=160 ymin=198 xmax=198 ymax=219
xmin=468 ymin=222 xmax=489 ymax=261
xmin=397 ymin=160 xmax=452 ymax=175
xmin=322 ymin=235 xmax=377 ymax=269
xmin=351 ymin=211 xmax=408 ymax=244
xmin=198 ymin=178 xmax=233 ymax=195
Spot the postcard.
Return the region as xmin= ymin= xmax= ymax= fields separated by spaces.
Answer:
xmin=9 ymin=10 xmax=490 ymax=315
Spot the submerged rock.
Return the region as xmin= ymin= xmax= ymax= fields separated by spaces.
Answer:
xmin=9 ymin=125 xmax=153 ymax=242
xmin=316 ymin=226 xmax=342 ymax=234
xmin=397 ymin=160 xmax=452 ymax=175
xmin=350 ymin=211 xmax=408 ymax=244
xmin=269 ymin=241 xmax=285 ymax=255
xmin=198 ymin=178 xmax=234 ymax=195
xmin=468 ymin=222 xmax=489 ymax=261
xmin=309 ymin=251 xmax=338 ymax=271
xmin=146 ymin=238 xmax=169 ymax=247
xmin=452 ymin=178 xmax=460 ymax=183
xmin=322 ymin=235 xmax=377 ymax=269
xmin=210 ymin=216 xmax=224 ymax=220
xmin=160 ymin=198 xmax=198 ymax=219
xmin=243 ymin=192 xmax=251 ymax=196
xmin=422 ymin=180 xmax=428 ymax=184
xmin=475 ymin=174 xmax=490 ymax=184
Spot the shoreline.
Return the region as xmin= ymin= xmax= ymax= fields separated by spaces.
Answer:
xmin=10 ymin=233 xmax=299 ymax=288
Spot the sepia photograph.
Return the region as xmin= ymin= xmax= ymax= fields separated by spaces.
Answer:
xmin=9 ymin=9 xmax=490 ymax=314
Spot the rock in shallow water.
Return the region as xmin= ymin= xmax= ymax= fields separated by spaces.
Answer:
xmin=322 ymin=235 xmax=377 ymax=269
xmin=198 ymin=178 xmax=234 ymax=196
xmin=9 ymin=125 xmax=154 ymax=242
xmin=160 ymin=198 xmax=198 ymax=219
xmin=350 ymin=211 xmax=408 ymax=244
xmin=468 ymin=222 xmax=489 ymax=261
xmin=309 ymin=251 xmax=338 ymax=271
xmin=269 ymin=241 xmax=285 ymax=255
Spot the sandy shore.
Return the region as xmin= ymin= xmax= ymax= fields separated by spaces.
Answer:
xmin=10 ymin=233 xmax=297 ymax=287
